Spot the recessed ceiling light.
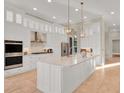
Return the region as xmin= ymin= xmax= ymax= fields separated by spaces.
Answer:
xmin=84 ymin=16 xmax=87 ymax=19
xmin=110 ymin=11 xmax=115 ymax=15
xmin=75 ymin=8 xmax=79 ymax=11
xmin=52 ymin=16 xmax=56 ymax=19
xmin=48 ymin=0 xmax=52 ymax=3
xmin=113 ymin=24 xmax=116 ymax=26
xmin=33 ymin=8 xmax=37 ymax=11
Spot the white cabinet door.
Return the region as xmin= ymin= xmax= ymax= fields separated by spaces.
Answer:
xmin=23 ymin=55 xmax=37 ymax=71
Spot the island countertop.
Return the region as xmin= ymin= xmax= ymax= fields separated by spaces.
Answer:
xmin=37 ymin=54 xmax=100 ymax=67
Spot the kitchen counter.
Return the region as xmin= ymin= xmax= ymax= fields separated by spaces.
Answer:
xmin=26 ymin=53 xmax=99 ymax=67
xmin=37 ymin=54 xmax=100 ymax=93
xmin=36 ymin=54 xmax=99 ymax=66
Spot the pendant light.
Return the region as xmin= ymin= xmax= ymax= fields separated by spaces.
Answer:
xmin=65 ymin=0 xmax=71 ymax=34
xmin=80 ymin=0 xmax=85 ymax=38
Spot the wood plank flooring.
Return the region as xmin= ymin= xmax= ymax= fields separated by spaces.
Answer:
xmin=106 ymin=57 xmax=120 ymax=64
xmin=5 ymin=58 xmax=120 ymax=93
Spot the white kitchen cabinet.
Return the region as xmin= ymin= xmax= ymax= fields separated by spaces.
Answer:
xmin=4 ymin=67 xmax=23 ymax=77
xmin=5 ymin=56 xmax=34 ymax=77
xmin=6 ymin=10 xmax=14 ymax=22
xmin=23 ymin=55 xmax=40 ymax=71
xmin=4 ymin=55 xmax=34 ymax=77
xmin=37 ymin=55 xmax=98 ymax=93
xmin=15 ymin=13 xmax=22 ymax=24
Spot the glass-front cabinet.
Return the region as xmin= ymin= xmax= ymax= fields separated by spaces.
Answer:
xmin=74 ymin=37 xmax=77 ymax=53
xmin=69 ymin=36 xmax=78 ymax=55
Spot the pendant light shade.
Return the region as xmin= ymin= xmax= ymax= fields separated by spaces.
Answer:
xmin=65 ymin=0 xmax=72 ymax=35
xmin=80 ymin=0 xmax=85 ymax=38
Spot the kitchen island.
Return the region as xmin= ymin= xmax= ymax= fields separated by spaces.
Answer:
xmin=37 ymin=54 xmax=100 ymax=93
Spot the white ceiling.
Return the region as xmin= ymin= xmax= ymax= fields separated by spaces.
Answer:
xmin=5 ymin=0 xmax=120 ymax=28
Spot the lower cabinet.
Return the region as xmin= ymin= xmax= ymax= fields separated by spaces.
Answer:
xmin=37 ymin=59 xmax=95 ymax=93
xmin=5 ymin=55 xmax=40 ymax=77
xmin=4 ymin=67 xmax=23 ymax=77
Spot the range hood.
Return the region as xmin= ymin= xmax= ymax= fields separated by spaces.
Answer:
xmin=31 ymin=32 xmax=45 ymax=43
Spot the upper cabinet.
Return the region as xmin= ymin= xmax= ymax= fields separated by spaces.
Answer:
xmin=5 ymin=9 xmax=65 ymax=35
xmin=6 ymin=10 xmax=14 ymax=22
xmin=15 ymin=13 xmax=22 ymax=24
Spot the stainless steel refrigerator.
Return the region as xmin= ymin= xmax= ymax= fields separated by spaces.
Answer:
xmin=61 ymin=42 xmax=69 ymax=56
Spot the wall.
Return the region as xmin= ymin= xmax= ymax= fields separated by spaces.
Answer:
xmin=105 ymin=30 xmax=120 ymax=59
xmin=111 ymin=31 xmax=120 ymax=40
xmin=112 ymin=40 xmax=120 ymax=53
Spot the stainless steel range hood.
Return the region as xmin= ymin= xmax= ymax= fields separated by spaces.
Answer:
xmin=31 ymin=31 xmax=46 ymax=43
xmin=31 ymin=32 xmax=41 ymax=42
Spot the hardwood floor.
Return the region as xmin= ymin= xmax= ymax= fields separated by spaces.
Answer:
xmin=106 ymin=57 xmax=120 ymax=64
xmin=5 ymin=57 xmax=120 ymax=93
xmin=4 ymin=70 xmax=41 ymax=93
xmin=5 ymin=66 xmax=120 ymax=93
xmin=73 ymin=66 xmax=120 ymax=93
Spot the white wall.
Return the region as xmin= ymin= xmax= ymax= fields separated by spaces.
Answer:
xmin=105 ymin=30 xmax=110 ymax=59
xmin=105 ymin=30 xmax=120 ymax=59
xmin=111 ymin=31 xmax=120 ymax=40
xmin=112 ymin=40 xmax=120 ymax=53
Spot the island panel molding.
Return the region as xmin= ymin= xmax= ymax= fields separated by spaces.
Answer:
xmin=37 ymin=55 xmax=99 ymax=93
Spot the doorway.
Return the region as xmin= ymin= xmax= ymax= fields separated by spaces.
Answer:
xmin=112 ymin=40 xmax=120 ymax=57
xmin=106 ymin=39 xmax=120 ymax=64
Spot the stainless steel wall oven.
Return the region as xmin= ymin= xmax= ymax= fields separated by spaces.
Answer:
xmin=5 ymin=40 xmax=23 ymax=70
